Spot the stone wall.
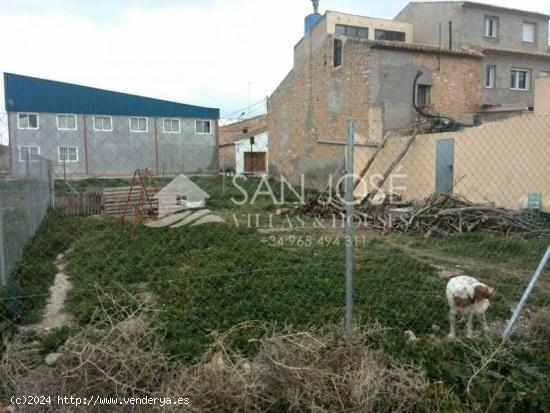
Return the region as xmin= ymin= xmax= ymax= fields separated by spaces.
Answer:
xmin=268 ymin=33 xmax=482 ymax=187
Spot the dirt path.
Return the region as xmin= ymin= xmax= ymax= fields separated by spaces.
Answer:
xmin=382 ymin=239 xmax=550 ymax=290
xmin=22 ymin=250 xmax=74 ymax=335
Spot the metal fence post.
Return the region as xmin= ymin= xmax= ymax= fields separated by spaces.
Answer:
xmin=503 ymin=245 xmax=550 ymax=338
xmin=345 ymin=118 xmax=355 ymax=335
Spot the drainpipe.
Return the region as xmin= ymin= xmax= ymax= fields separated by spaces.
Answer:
xmin=83 ymin=114 xmax=89 ymax=175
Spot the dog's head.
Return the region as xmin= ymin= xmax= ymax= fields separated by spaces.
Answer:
xmin=474 ymin=283 xmax=494 ymax=301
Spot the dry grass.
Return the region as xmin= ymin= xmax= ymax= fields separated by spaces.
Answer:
xmin=0 ymin=334 xmax=43 ymax=399
xmin=251 ymin=325 xmax=428 ymax=413
xmin=162 ymin=323 xmax=428 ymax=412
xmin=529 ymin=307 xmax=550 ymax=342
xmin=1 ymin=291 xmax=430 ymax=412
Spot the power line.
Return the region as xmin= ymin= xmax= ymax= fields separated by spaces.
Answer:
xmin=221 ymin=98 xmax=267 ymax=119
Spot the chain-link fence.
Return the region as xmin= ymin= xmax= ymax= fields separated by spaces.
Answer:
xmin=0 ymin=145 xmax=52 ymax=288
xmin=0 ymin=108 xmax=549 ymax=412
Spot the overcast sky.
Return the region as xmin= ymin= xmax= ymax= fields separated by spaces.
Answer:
xmin=1 ymin=0 xmax=549 ymax=124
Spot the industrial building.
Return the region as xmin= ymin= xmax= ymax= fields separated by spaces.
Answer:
xmin=4 ymin=73 xmax=220 ymax=177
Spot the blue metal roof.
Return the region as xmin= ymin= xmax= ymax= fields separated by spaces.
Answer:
xmin=3 ymin=73 xmax=219 ymax=119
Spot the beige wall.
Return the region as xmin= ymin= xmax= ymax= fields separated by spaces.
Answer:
xmin=535 ymin=77 xmax=550 ymax=116
xmin=219 ymin=145 xmax=236 ymax=172
xmin=325 ymin=11 xmax=413 ymax=41
xmin=354 ymin=115 xmax=550 ymax=212
xmin=294 ymin=11 xmax=413 ymax=70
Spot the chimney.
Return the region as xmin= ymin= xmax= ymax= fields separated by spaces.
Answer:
xmin=312 ymin=0 xmax=319 ymax=14
xmin=305 ymin=0 xmax=321 ymax=34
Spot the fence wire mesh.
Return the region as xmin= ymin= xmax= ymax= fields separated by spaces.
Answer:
xmin=0 ymin=109 xmax=549 ymax=412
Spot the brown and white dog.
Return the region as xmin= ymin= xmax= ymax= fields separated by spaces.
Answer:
xmin=446 ymin=276 xmax=494 ymax=338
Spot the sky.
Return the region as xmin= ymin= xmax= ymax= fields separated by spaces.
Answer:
xmin=1 ymin=0 xmax=549 ymax=128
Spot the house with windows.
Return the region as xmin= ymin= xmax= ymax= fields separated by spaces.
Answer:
xmin=4 ymin=73 xmax=220 ymax=177
xmin=267 ymin=2 xmax=483 ymax=186
xmin=267 ymin=0 xmax=550 ymax=187
xmin=395 ymin=1 xmax=550 ymax=120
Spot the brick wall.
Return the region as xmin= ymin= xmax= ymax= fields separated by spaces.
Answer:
xmin=219 ymin=115 xmax=267 ymax=172
xmin=268 ymin=34 xmax=482 ymax=187
xmin=219 ymin=115 xmax=267 ymax=145
xmin=412 ymin=53 xmax=482 ymax=122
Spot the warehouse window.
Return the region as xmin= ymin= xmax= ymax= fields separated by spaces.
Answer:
xmin=18 ymin=113 xmax=39 ymax=129
xmin=163 ymin=118 xmax=180 ymax=133
xmin=93 ymin=116 xmax=112 ymax=131
xmin=522 ymin=22 xmax=536 ymax=43
xmin=416 ymin=85 xmax=431 ymax=108
xmin=57 ymin=114 xmax=77 ymax=130
xmin=58 ymin=146 xmax=79 ymax=163
xmin=333 ymin=39 xmax=343 ymax=67
xmin=195 ymin=120 xmax=212 ymax=134
xmin=484 ymin=16 xmax=498 ymax=38
xmin=511 ymin=69 xmax=530 ymax=91
xmin=485 ymin=65 xmax=496 ymax=89
xmin=130 ymin=116 xmax=148 ymax=132
xmin=374 ymin=29 xmax=406 ymax=42
xmin=19 ymin=146 xmax=40 ymax=162
xmin=335 ymin=24 xmax=368 ymax=38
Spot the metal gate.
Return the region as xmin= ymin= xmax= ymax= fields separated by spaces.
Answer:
xmin=435 ymin=138 xmax=454 ymax=193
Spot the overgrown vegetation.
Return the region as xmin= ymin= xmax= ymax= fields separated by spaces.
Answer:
xmin=1 ymin=177 xmax=549 ymax=411
xmin=2 ymin=294 xmax=548 ymax=412
xmin=55 ymin=176 xmax=316 ymax=213
xmin=0 ymin=211 xmax=77 ymax=329
xmin=400 ymin=232 xmax=550 ymax=269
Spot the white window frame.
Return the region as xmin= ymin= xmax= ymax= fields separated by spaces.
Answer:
xmin=510 ymin=68 xmax=531 ymax=91
xmin=195 ymin=120 xmax=212 ymax=134
xmin=163 ymin=118 xmax=180 ymax=133
xmin=93 ymin=115 xmax=113 ymax=132
xmin=17 ymin=113 xmax=39 ymax=130
xmin=522 ymin=22 xmax=536 ymax=43
xmin=18 ymin=146 xmax=40 ymax=162
xmin=484 ymin=16 xmax=498 ymax=38
xmin=57 ymin=146 xmax=79 ymax=163
xmin=56 ymin=114 xmax=77 ymax=131
xmin=129 ymin=116 xmax=149 ymax=133
xmin=485 ymin=65 xmax=496 ymax=89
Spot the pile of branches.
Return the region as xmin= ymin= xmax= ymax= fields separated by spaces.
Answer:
xmin=297 ymin=193 xmax=547 ymax=237
xmin=375 ymin=194 xmax=545 ymax=237
xmin=295 ymin=196 xmax=346 ymax=218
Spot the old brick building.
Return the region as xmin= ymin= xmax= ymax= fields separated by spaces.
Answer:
xmin=267 ymin=8 xmax=482 ymax=187
xmin=219 ymin=115 xmax=268 ymax=174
